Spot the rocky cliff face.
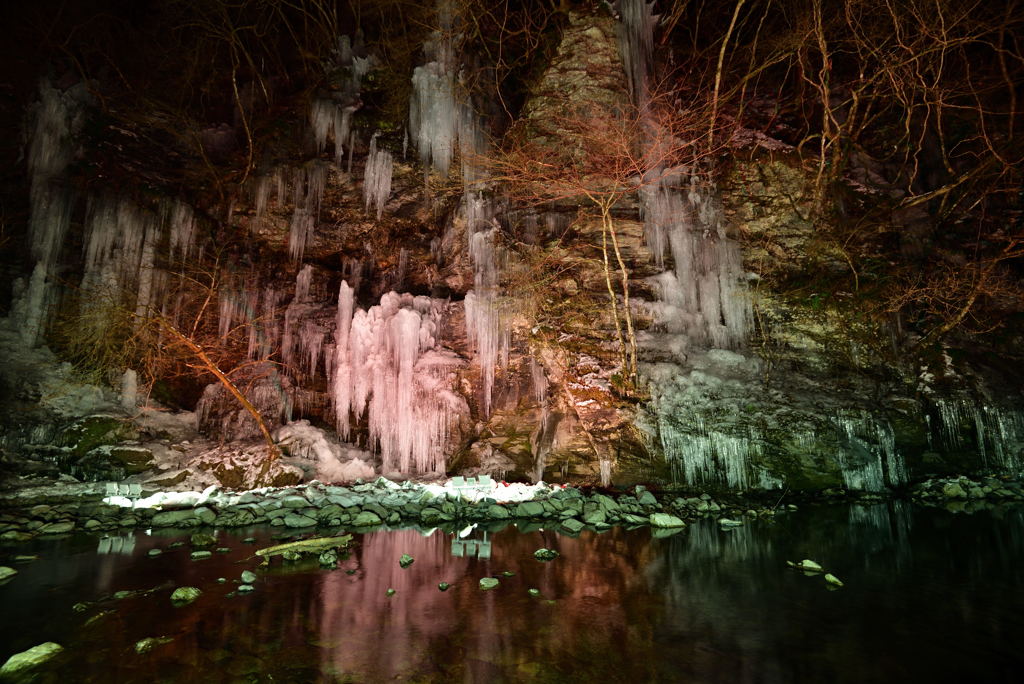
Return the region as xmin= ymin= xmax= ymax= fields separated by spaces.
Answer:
xmin=1 ymin=5 xmax=1021 ymax=494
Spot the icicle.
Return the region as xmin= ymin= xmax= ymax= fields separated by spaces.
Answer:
xmin=642 ymin=174 xmax=750 ymax=350
xmin=465 ymin=225 xmax=507 ymax=416
xmin=310 ymin=97 xmax=352 ymax=167
xmin=16 ymin=78 xmax=89 ymax=344
xmin=410 ymin=62 xmax=457 ymax=176
xmin=615 ymin=0 xmax=659 ymax=104
xmin=288 ymin=164 xmax=326 ymax=262
xmin=395 ymin=248 xmax=409 ymax=291
xmin=530 ymin=357 xmax=548 ymax=403
xmin=363 ymin=132 xmax=393 ymax=219
xmin=330 ymin=288 xmax=467 ymax=474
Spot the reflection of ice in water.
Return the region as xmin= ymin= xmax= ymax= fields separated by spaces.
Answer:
xmin=317 ymin=528 xmax=466 ymax=679
xmin=684 ymin=519 xmax=761 ymax=564
xmin=96 ymin=534 xmax=136 ymax=555
xmin=847 ymin=501 xmax=913 ymax=561
xmin=451 ymin=530 xmax=491 ymax=558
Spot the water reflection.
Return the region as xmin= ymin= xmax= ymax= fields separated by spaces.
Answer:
xmin=1 ymin=504 xmax=1023 ymax=683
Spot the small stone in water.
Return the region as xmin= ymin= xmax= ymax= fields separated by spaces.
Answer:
xmin=242 ymin=537 xmax=257 ymax=544
xmin=147 ymin=549 xmax=162 ymax=557
xmin=399 ymin=554 xmax=414 ymax=568
xmin=479 ymin=577 xmax=500 ymax=590
xmin=528 ymin=588 xmax=541 ymax=597
xmin=238 ymin=584 xmax=255 ymax=594
xmin=190 ymin=532 xmax=216 ymax=548
xmin=319 ymin=550 xmax=338 ymax=568
xmin=168 ymin=541 xmax=185 ymax=549
xmin=0 ymin=566 xmax=18 ymax=582
xmin=502 ymin=571 xmax=515 ymax=577
xmin=170 ymin=587 xmax=202 ymax=605
xmin=386 ymin=588 xmax=396 ymax=596
xmin=13 ymin=555 xmax=38 ymax=563
xmin=534 ymin=548 xmax=559 ymax=562
xmin=216 ymin=578 xmax=227 ymax=584
xmin=190 ymin=551 xmax=212 ymax=561
xmin=438 ymin=582 xmax=450 ymax=592
xmin=787 ymin=559 xmax=823 ymax=573
xmin=825 ymin=573 xmax=844 ymax=587
xmin=241 ymin=570 xmax=257 ymax=584
xmin=216 ymin=547 xmax=231 ymax=554
xmin=281 ymin=551 xmax=301 ymax=562
xmin=345 ymin=569 xmax=357 ymax=575
xmin=134 ymin=637 xmax=172 ymax=654
xmin=719 ymin=518 xmax=744 ymax=527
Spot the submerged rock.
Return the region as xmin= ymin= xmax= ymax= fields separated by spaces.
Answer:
xmin=533 ymin=548 xmax=559 ymax=562
xmin=787 ymin=559 xmax=824 ymax=573
xmin=825 ymin=573 xmax=844 ymax=587
xmin=399 ymin=554 xmax=414 ymax=568
xmin=438 ymin=582 xmax=450 ymax=591
xmin=942 ymin=482 xmax=967 ymax=498
xmin=134 ymin=637 xmax=173 ymax=654
xmin=190 ymin=532 xmax=216 ymax=548
xmin=0 ymin=642 xmax=63 ymax=678
xmin=0 ymin=567 xmax=17 ymax=582
xmin=238 ymin=584 xmax=255 ymax=593
xmin=240 ymin=570 xmax=257 ymax=584
xmin=170 ymin=587 xmax=202 ymax=605
xmin=479 ymin=577 xmax=500 ymax=590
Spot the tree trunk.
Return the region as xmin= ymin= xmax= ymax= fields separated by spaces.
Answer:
xmin=155 ymin=317 xmax=281 ymax=459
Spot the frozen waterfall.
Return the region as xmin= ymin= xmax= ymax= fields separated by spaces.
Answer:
xmin=330 ymin=285 xmax=467 ymax=475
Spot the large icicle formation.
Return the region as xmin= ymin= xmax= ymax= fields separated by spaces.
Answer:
xmin=464 ymin=214 xmax=508 ymax=416
xmin=310 ymin=34 xmax=374 ymax=167
xmin=330 ymin=284 xmax=467 ymax=475
xmin=14 ymin=79 xmax=89 ymax=345
xmin=409 ymin=0 xmax=483 ymax=177
xmin=615 ymin=0 xmax=658 ymax=103
xmin=287 ymin=164 xmax=327 ymax=262
xmin=363 ymin=133 xmax=393 ymax=219
xmin=617 ymin=0 xmax=753 ymax=488
xmin=930 ymin=398 xmax=1024 ymax=473
xmin=642 ymin=174 xmax=751 ymax=349
xmin=78 ymin=196 xmax=197 ymax=326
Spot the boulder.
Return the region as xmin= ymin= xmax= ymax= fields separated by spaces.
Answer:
xmin=352 ymin=511 xmax=382 ymax=527
xmin=649 ymin=513 xmax=686 ymax=528
xmin=283 ymin=513 xmax=317 ymax=528
xmin=514 ymin=501 xmax=546 ymax=518
xmin=0 ymin=642 xmax=63 ymax=678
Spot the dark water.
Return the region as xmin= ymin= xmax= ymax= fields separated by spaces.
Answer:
xmin=2 ymin=502 xmax=1023 ymax=683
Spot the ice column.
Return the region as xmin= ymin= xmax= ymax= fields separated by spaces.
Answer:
xmin=330 ymin=287 xmax=467 ymax=475
xmin=16 ymin=79 xmax=89 ymax=344
xmin=642 ymin=174 xmax=751 ymax=350
xmin=363 ymin=133 xmax=393 ymax=219
xmin=288 ymin=164 xmax=327 ymax=262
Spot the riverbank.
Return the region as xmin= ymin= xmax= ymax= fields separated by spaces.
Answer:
xmin=2 ymin=472 xmax=1023 ymax=545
